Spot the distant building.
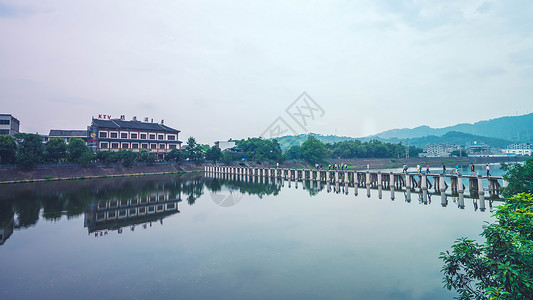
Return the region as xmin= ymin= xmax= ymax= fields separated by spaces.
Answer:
xmin=44 ymin=130 xmax=89 ymax=143
xmin=421 ymin=143 xmax=460 ymax=157
xmin=468 ymin=143 xmax=491 ymax=155
xmin=88 ymin=117 xmax=182 ymax=157
xmin=503 ymin=143 xmax=531 ymax=156
xmin=0 ymin=114 xmax=20 ymax=136
xmin=214 ymin=139 xmax=236 ymax=151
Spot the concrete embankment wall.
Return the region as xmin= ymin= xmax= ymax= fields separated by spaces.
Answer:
xmin=0 ymin=163 xmax=205 ymax=183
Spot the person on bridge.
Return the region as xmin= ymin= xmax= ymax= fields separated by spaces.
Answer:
xmin=486 ymin=164 xmax=491 ymax=177
xmin=442 ymin=163 xmax=446 ymax=175
xmin=426 ymin=164 xmax=430 ymax=174
xmin=470 ymin=163 xmax=475 ymax=175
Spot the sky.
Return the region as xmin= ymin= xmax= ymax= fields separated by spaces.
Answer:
xmin=1 ymin=0 xmax=532 ymax=144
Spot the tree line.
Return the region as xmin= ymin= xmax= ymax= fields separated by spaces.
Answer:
xmin=0 ymin=134 xmax=423 ymax=168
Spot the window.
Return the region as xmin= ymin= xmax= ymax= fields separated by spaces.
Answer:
xmin=140 ymin=133 xmax=147 ymax=139
xmin=111 ymin=143 xmax=119 ymax=149
xmin=158 ymin=134 xmax=164 ymax=140
xmin=150 ymin=144 xmax=157 ymax=149
xmin=131 ymin=133 xmax=138 ymax=139
xmin=0 ymin=120 xmax=9 ymax=125
xmin=122 ymin=143 xmax=129 ymax=149
xmin=149 ymin=134 xmax=156 ymax=140
xmin=99 ymin=132 xmax=107 ymax=138
xmin=167 ymin=135 xmax=175 ymax=140
xmin=120 ymin=132 xmax=128 ymax=139
xmin=0 ymin=129 xmax=9 ymax=135
xmin=110 ymin=132 xmax=118 ymax=138
xmin=159 ymin=144 xmax=165 ymax=149
xmin=100 ymin=142 xmax=109 ymax=149
xmin=141 ymin=143 xmax=148 ymax=149
xmin=132 ymin=143 xmax=139 ymax=149
xmin=169 ymin=144 xmax=177 ymax=149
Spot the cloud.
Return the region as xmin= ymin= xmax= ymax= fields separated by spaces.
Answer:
xmin=376 ymin=0 xmax=465 ymax=30
xmin=0 ymin=2 xmax=48 ymax=19
xmin=1 ymin=1 xmax=533 ymax=142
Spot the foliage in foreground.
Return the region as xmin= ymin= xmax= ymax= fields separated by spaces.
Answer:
xmin=501 ymin=160 xmax=533 ymax=198
xmin=440 ymin=193 xmax=533 ymax=299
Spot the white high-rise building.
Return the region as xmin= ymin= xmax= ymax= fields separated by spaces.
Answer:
xmin=0 ymin=114 xmax=20 ymax=136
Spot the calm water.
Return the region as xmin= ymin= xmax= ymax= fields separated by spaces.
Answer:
xmin=0 ymin=166 xmax=504 ymax=300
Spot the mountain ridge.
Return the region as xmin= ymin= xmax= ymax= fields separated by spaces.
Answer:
xmin=272 ymin=113 xmax=532 ymax=150
xmin=370 ymin=113 xmax=533 ymax=141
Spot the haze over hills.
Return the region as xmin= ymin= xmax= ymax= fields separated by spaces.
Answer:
xmin=273 ymin=113 xmax=532 ymax=150
xmin=369 ymin=113 xmax=533 ymax=142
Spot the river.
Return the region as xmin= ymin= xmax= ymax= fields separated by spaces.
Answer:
xmin=0 ymin=164 xmax=508 ymax=299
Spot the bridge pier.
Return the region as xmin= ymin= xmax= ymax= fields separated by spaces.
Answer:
xmin=439 ymin=175 xmax=445 ymax=192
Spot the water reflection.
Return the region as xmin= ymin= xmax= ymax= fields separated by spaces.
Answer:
xmin=0 ymin=171 xmax=499 ymax=246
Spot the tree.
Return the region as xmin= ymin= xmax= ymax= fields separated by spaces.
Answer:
xmin=440 ymin=160 xmax=533 ymax=299
xmin=186 ymin=137 xmax=204 ymax=161
xmin=139 ymin=149 xmax=156 ymax=164
xmin=67 ymin=138 xmax=91 ymax=163
xmin=45 ymin=138 xmax=67 ymax=162
xmin=118 ymin=150 xmax=137 ymax=167
xmin=440 ymin=193 xmax=533 ymax=299
xmin=166 ymin=148 xmax=184 ymax=162
xmin=501 ymin=159 xmax=533 ymax=197
xmin=78 ymin=151 xmax=95 ymax=166
xmin=283 ymin=145 xmax=302 ymax=161
xmin=14 ymin=133 xmax=44 ymax=168
xmin=236 ymin=138 xmax=282 ymax=162
xmin=205 ymin=146 xmax=222 ymax=162
xmin=300 ymin=136 xmax=327 ymax=164
xmin=0 ymin=134 xmax=16 ymax=164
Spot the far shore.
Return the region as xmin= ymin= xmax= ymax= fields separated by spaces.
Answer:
xmin=0 ymin=156 xmax=526 ymax=184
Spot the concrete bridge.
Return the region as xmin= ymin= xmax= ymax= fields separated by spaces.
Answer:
xmin=205 ymin=166 xmax=507 ymax=210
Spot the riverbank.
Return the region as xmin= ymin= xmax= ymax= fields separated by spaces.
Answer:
xmin=328 ymin=156 xmax=527 ymax=170
xmin=0 ymin=163 xmax=203 ymax=184
xmin=0 ymin=156 xmax=526 ymax=184
xmin=227 ymin=156 xmax=527 ymax=170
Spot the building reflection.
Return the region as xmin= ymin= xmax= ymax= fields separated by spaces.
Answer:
xmin=0 ymin=174 xmax=204 ymax=245
xmin=0 ymin=217 xmax=14 ymax=246
xmin=84 ymin=189 xmax=181 ymax=236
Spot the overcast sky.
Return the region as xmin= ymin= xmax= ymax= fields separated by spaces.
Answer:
xmin=1 ymin=0 xmax=532 ymax=144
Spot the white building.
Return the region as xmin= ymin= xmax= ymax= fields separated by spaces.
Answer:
xmin=0 ymin=114 xmax=20 ymax=136
xmin=503 ymin=143 xmax=531 ymax=156
xmin=214 ymin=139 xmax=236 ymax=151
xmin=421 ymin=143 xmax=460 ymax=157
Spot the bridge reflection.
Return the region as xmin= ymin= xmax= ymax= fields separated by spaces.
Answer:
xmin=205 ymin=171 xmax=497 ymax=212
